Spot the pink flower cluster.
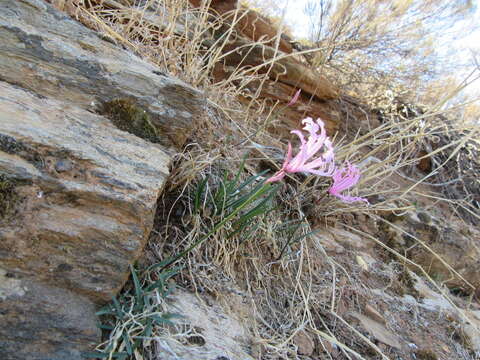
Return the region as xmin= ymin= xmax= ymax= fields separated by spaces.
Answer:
xmin=266 ymin=117 xmax=368 ymax=204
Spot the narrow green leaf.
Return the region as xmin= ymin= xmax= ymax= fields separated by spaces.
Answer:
xmin=123 ymin=332 xmax=133 ymax=356
xmin=111 ymin=352 xmax=129 ymax=360
xmin=226 ymin=154 xmax=247 ymax=193
xmin=194 ymin=177 xmax=208 ymax=212
xmin=146 ymin=257 xmax=176 ymax=272
xmin=158 ymin=267 xmax=181 ymax=281
xmin=235 ymin=169 xmax=269 ymax=193
xmin=111 ymin=296 xmax=124 ymax=319
xmin=213 ymin=170 xmax=229 ymax=211
xmin=144 ymin=318 xmax=154 ymax=338
xmin=152 ymin=314 xmax=176 ymax=326
xmin=97 ymin=324 xmax=115 ymax=330
xmin=145 ymin=268 xmax=179 ymax=292
xmin=130 ymin=265 xmax=143 ymax=304
xmin=133 ymin=337 xmax=142 ymax=351
xmin=232 ymin=189 xmax=277 ymax=228
xmin=95 ymin=306 xmax=115 ymax=316
xmin=144 ymin=279 xmax=165 ymax=293
xmin=228 ymin=221 xmax=260 ymax=241
xmin=278 ymin=228 xmax=321 ymax=260
xmin=275 ymin=218 xmax=306 ymax=231
xmin=226 ymin=180 xmax=270 ymax=211
xmin=290 ymin=229 xmax=321 ymax=245
xmin=82 ymin=351 xmax=129 ymax=359
xmin=162 ymin=312 xmax=184 ymax=320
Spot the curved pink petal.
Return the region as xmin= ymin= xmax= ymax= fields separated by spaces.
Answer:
xmin=268 ymin=117 xmax=342 ymax=182
xmin=303 ymin=119 xmax=327 ymax=158
xmin=288 ymin=130 xmax=309 ymax=170
xmin=266 ymin=170 xmax=286 ymax=183
xmin=282 ymin=142 xmax=293 ymax=169
xmin=302 ymin=117 xmax=319 ymax=134
xmin=306 ymin=160 xmax=336 ymax=177
xmin=287 ymin=89 xmax=301 ymax=106
xmin=306 ymin=167 xmax=336 ymax=177
xmin=328 ymin=163 xmax=368 ymax=204
xmin=266 ymin=143 xmax=293 ymax=183
xmin=302 ymin=149 xmax=335 ymax=169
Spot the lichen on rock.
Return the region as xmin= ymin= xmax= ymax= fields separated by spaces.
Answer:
xmin=0 ymin=174 xmax=19 ymax=220
xmin=100 ymin=99 xmax=161 ymax=143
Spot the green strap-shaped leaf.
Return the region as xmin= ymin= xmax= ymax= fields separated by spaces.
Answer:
xmin=194 ymin=177 xmax=208 ymax=213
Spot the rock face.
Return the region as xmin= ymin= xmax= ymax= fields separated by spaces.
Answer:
xmin=380 ymin=211 xmax=480 ymax=297
xmin=0 ymin=269 xmax=100 ymax=360
xmin=0 ymin=81 xmax=171 ymax=302
xmin=189 ymin=0 xmax=340 ymax=134
xmin=0 ymin=0 xmax=203 ymax=358
xmin=155 ymin=290 xmax=255 ymax=360
xmin=0 ymin=79 xmax=168 ymax=359
xmin=0 ymin=0 xmax=204 ymax=149
xmin=189 ymin=0 xmax=294 ymax=54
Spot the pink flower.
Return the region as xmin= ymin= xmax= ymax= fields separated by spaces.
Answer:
xmin=266 ymin=117 xmax=336 ymax=183
xmin=328 ymin=163 xmax=369 ymax=204
xmin=287 ymin=89 xmax=301 ymax=106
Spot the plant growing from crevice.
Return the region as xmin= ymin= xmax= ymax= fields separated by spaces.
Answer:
xmin=159 ymin=156 xmax=281 ymax=269
xmin=84 ymin=264 xmax=181 ymax=360
xmin=160 ymin=117 xmax=368 ymax=269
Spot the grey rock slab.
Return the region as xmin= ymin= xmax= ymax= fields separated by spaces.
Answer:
xmin=0 ymin=80 xmax=171 ymax=302
xmin=0 ymin=268 xmax=100 ymax=360
xmin=155 ymin=290 xmax=255 ymax=360
xmin=0 ymin=77 xmax=171 ymax=358
xmin=0 ymin=0 xmax=204 ymax=149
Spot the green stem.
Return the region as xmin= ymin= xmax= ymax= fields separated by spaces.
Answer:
xmin=160 ymin=183 xmax=271 ymax=270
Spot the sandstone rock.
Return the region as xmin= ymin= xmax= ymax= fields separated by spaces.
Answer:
xmin=330 ymin=227 xmax=371 ymax=251
xmin=462 ymin=311 xmax=480 ymax=352
xmin=311 ymin=227 xmax=375 ymax=255
xmin=221 ymin=38 xmax=338 ymax=101
xmin=0 ymin=79 xmax=171 ymax=301
xmin=386 ymin=211 xmax=480 ymax=296
xmin=403 ymin=272 xmax=456 ymax=314
xmin=154 ymin=289 xmax=255 ymax=360
xmin=352 ymin=313 xmax=402 ymax=350
xmin=311 ymin=229 xmax=345 ymax=254
xmin=202 ymin=9 xmax=341 ymax=138
xmin=255 ymin=80 xmax=340 ymax=134
xmin=0 ymin=268 xmax=100 ymax=360
xmin=0 ymin=0 xmax=204 ymax=149
xmin=400 ymin=273 xmax=480 ymax=354
xmin=294 ymin=330 xmax=315 ymax=356
xmin=364 ymin=304 xmax=386 ymax=325
xmin=0 ymin=78 xmax=172 ymax=358
xmin=355 ymin=255 xmax=370 ymax=271
xmin=188 ymin=0 xmax=294 ymax=54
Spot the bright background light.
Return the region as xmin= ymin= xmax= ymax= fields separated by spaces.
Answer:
xmin=251 ymin=0 xmax=480 ymax=96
